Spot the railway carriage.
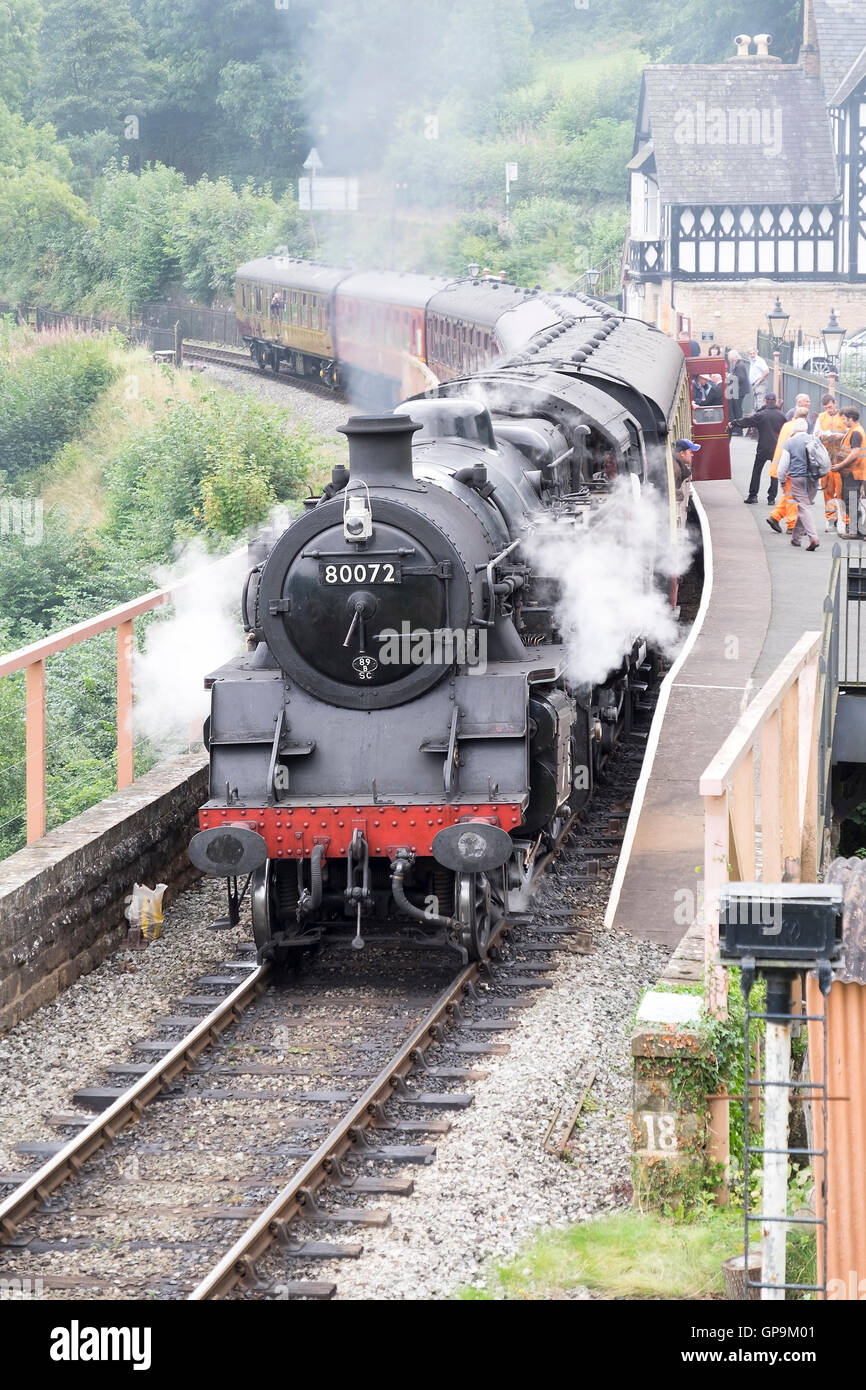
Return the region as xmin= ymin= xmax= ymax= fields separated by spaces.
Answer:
xmin=235 ymin=258 xmax=348 ymax=385
xmin=333 ymin=271 xmax=448 ymax=404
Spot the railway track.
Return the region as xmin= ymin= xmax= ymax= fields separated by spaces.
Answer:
xmin=0 ymin=690 xmax=656 ymax=1302
xmin=182 ymin=340 xmax=345 ymax=403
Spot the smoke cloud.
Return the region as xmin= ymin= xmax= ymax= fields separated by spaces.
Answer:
xmin=132 ymin=542 xmax=248 ymax=758
xmin=526 ymin=474 xmax=692 ymax=688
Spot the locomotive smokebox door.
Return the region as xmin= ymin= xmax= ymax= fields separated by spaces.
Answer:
xmin=432 ymin=821 xmax=514 ymax=872
xmin=189 ymin=825 xmax=269 ymax=877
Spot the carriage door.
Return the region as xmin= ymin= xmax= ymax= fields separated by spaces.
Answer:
xmin=686 ymin=355 xmax=731 ymax=481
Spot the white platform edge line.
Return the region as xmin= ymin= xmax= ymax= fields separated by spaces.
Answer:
xmin=603 ymin=489 xmax=714 ymax=930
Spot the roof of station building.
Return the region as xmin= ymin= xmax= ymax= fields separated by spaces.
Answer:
xmin=638 ymin=63 xmax=839 ymax=205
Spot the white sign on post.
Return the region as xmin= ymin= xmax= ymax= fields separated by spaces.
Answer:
xmin=299 ymin=177 xmax=359 ymax=212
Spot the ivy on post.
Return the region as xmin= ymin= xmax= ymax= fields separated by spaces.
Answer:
xmin=630 ymin=990 xmax=736 ymax=1214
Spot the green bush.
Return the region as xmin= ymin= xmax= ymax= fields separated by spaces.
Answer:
xmin=104 ymin=386 xmax=315 ymax=555
xmin=0 ymin=335 xmax=119 ymax=481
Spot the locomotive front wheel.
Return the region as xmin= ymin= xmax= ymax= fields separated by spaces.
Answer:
xmin=457 ymin=871 xmax=492 ymax=961
xmin=250 ymin=860 xmax=276 ymax=949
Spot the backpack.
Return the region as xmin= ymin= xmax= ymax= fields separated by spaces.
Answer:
xmin=806 ymin=438 xmax=831 ymax=480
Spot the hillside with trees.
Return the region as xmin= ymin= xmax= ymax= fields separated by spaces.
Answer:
xmin=0 ymin=1 xmax=802 ymax=307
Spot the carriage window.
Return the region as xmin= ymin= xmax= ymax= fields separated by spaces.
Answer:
xmin=255 ymin=287 xmax=262 ymax=313
xmin=282 ymin=290 xmax=288 ymax=321
xmin=241 ymin=284 xmax=247 ymax=309
xmin=291 ymin=291 xmax=298 ymax=325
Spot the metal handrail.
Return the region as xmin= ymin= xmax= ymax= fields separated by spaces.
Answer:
xmin=0 ymin=550 xmax=244 ymax=845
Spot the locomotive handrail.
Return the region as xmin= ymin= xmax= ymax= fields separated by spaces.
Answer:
xmin=1 ymin=549 xmax=245 ymax=845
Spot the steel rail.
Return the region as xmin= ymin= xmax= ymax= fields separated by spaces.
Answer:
xmin=0 ymin=963 xmax=269 ymax=1244
xmin=188 ymin=928 xmax=506 ymax=1301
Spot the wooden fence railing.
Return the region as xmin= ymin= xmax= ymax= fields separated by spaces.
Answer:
xmin=699 ymin=631 xmax=824 ymax=1018
xmin=0 ymin=552 xmax=243 ymax=845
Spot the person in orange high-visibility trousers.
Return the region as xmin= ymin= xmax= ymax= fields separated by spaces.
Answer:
xmin=768 ymin=406 xmax=810 ymax=534
xmin=814 ymin=395 xmax=848 ymax=530
xmin=832 ymin=408 xmax=866 ymax=536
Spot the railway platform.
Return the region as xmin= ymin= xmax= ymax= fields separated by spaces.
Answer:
xmin=606 ymin=436 xmax=838 ymax=973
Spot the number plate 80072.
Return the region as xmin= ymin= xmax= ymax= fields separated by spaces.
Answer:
xmin=318 ymin=561 xmax=401 ymax=585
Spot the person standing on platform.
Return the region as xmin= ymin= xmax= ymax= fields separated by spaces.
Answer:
xmin=833 ymin=408 xmax=866 ymax=537
xmin=748 ymin=347 xmax=770 ymax=409
xmin=727 ymin=350 xmax=749 ymax=423
xmin=767 ymin=405 xmax=811 ymax=530
xmin=672 ymin=438 xmax=699 ymax=529
xmin=776 ymin=419 xmax=829 ymax=552
xmin=815 ymin=395 xmax=848 ymax=530
xmin=785 ymin=392 xmax=818 ymax=432
xmin=729 ymin=393 xmax=786 ymax=504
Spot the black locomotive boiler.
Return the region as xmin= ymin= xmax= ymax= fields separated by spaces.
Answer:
xmin=189 ymin=305 xmax=691 ymax=961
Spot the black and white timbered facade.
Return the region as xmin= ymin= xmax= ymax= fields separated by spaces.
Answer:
xmin=625 ymin=2 xmax=866 ymax=331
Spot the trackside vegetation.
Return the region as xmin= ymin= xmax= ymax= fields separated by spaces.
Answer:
xmin=0 ymin=326 xmax=318 ymax=858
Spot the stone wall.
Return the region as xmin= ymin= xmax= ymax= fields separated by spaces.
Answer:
xmin=635 ymin=277 xmax=866 ymax=353
xmin=0 ymin=753 xmax=208 ymax=1035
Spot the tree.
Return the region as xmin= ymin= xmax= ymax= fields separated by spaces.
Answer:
xmin=0 ymin=166 xmax=93 ymax=301
xmin=92 ymin=161 xmax=185 ymax=304
xmin=165 ymin=177 xmax=280 ymax=301
xmin=30 ymin=0 xmax=151 ymax=139
xmin=132 ymin=0 xmax=309 ymax=182
xmin=601 ymin=0 xmax=801 ymax=64
xmin=0 ymin=0 xmax=41 ymax=111
xmin=0 ymin=96 xmax=73 ymax=179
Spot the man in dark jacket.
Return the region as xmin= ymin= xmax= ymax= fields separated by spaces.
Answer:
xmin=729 ymin=393 xmax=787 ymax=503
xmin=726 ymin=351 xmax=750 ymax=422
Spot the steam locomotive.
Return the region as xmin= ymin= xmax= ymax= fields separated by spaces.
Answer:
xmin=189 ymin=295 xmax=692 ymax=962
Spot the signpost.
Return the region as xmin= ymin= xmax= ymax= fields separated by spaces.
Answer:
xmin=505 ymin=162 xmax=518 ymax=226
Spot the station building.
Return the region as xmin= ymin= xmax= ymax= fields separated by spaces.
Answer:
xmin=624 ymin=0 xmax=866 ymax=347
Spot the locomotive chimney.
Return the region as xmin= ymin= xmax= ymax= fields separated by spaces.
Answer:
xmin=338 ymin=415 xmax=421 ymax=488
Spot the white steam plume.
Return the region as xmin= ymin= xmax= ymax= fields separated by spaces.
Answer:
xmin=526 ymin=476 xmax=692 ymax=688
xmin=132 ymin=542 xmax=249 ymax=758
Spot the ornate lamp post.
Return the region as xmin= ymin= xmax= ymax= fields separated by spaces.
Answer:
xmin=821 ymin=309 xmax=846 ymax=395
xmin=766 ymin=297 xmax=790 ymax=348
xmin=767 ymin=298 xmax=790 ymax=400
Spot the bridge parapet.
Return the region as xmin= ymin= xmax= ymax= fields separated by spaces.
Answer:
xmin=0 ymin=753 xmax=206 ymax=1035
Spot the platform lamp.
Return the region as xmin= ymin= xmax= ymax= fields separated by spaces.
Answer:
xmin=766 ymin=296 xmax=790 ymax=349
xmin=585 ymin=266 xmax=600 ymax=292
xmin=821 ymin=308 xmax=846 ymax=364
xmin=767 ymin=298 xmax=789 ymax=399
xmin=467 ymin=263 xmax=481 ymax=279
xmin=822 ymin=308 xmax=846 ymax=397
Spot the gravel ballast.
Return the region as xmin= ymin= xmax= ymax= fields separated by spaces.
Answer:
xmin=283 ymin=913 xmax=669 ymax=1300
xmin=0 ymin=878 xmax=245 ymax=1172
